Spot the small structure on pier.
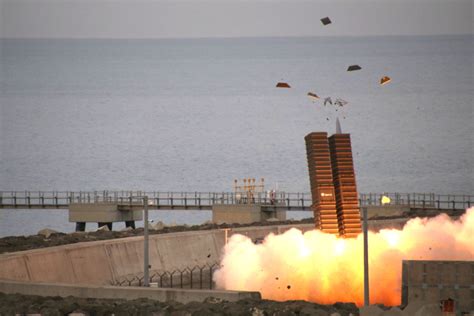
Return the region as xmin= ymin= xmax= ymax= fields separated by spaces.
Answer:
xmin=212 ymin=178 xmax=286 ymax=224
xmin=69 ymin=201 xmax=143 ymax=231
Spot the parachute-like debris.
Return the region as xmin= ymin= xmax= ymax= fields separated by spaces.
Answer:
xmin=320 ymin=17 xmax=332 ymax=26
xmin=347 ymin=65 xmax=362 ymax=71
xmin=334 ymin=98 xmax=348 ymax=106
xmin=307 ymin=92 xmax=320 ymax=100
xmin=323 ymin=97 xmax=333 ymax=106
xmin=380 ymin=76 xmax=391 ymax=85
xmin=276 ymin=82 xmax=291 ymax=88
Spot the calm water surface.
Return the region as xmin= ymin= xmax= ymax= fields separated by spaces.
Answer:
xmin=1 ymin=36 xmax=472 ymax=236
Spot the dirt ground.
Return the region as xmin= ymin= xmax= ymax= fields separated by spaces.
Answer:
xmin=0 ymin=292 xmax=360 ymax=316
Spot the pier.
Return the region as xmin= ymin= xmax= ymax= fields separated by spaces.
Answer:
xmin=0 ymin=191 xmax=471 ymax=211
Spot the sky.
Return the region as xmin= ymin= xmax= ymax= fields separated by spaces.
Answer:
xmin=0 ymin=0 xmax=473 ymax=39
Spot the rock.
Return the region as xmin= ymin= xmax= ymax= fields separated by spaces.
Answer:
xmin=300 ymin=306 xmax=328 ymax=315
xmin=121 ymin=226 xmax=133 ymax=232
xmin=266 ymin=218 xmax=280 ymax=222
xmin=359 ymin=305 xmax=384 ymax=316
xmin=402 ymin=301 xmax=431 ymax=316
xmin=166 ymin=222 xmax=177 ymax=227
xmin=150 ymin=221 xmax=165 ymax=230
xmin=384 ymin=307 xmax=406 ymax=316
xmin=203 ymin=297 xmax=225 ymax=304
xmin=96 ymin=225 xmax=110 ymax=232
xmin=250 ymin=307 xmax=265 ymax=316
xmin=37 ymin=228 xmax=58 ymax=238
xmin=414 ymin=304 xmax=442 ymax=316
xmin=170 ymin=311 xmax=192 ymax=316
xmin=70 ymin=231 xmax=87 ymax=235
xmin=68 ymin=311 xmax=89 ymax=316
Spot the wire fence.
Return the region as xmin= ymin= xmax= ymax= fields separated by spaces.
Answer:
xmin=111 ymin=263 xmax=220 ymax=289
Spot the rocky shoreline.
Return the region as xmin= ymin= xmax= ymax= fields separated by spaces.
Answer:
xmin=0 ymin=218 xmax=315 ymax=255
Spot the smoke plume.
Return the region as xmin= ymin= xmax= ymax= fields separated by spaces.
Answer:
xmin=213 ymin=208 xmax=474 ymax=306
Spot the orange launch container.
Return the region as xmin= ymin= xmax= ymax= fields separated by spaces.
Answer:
xmin=305 ymin=131 xmax=362 ymax=237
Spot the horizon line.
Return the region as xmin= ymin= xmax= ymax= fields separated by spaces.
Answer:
xmin=1 ymin=33 xmax=473 ymax=41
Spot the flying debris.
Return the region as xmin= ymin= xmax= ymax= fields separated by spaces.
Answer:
xmin=276 ymin=82 xmax=291 ymax=88
xmin=320 ymin=17 xmax=332 ymax=26
xmin=380 ymin=76 xmax=391 ymax=85
xmin=307 ymin=92 xmax=320 ymax=101
xmin=347 ymin=65 xmax=362 ymax=72
xmin=323 ymin=97 xmax=333 ymax=106
xmin=334 ymin=98 xmax=348 ymax=107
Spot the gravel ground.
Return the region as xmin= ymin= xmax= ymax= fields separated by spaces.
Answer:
xmin=0 ymin=293 xmax=359 ymax=316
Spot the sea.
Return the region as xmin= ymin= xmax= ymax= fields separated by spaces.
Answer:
xmin=0 ymin=35 xmax=473 ymax=237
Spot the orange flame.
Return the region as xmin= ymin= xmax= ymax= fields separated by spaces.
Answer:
xmin=214 ymin=208 xmax=474 ymax=306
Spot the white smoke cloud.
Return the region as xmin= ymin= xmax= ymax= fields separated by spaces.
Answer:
xmin=214 ymin=208 xmax=474 ymax=306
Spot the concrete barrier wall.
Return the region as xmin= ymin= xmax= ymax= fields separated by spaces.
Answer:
xmin=0 ymin=279 xmax=260 ymax=303
xmin=402 ymin=260 xmax=474 ymax=313
xmin=0 ymin=224 xmax=311 ymax=286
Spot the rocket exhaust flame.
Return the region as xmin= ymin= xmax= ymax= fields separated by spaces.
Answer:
xmin=214 ymin=208 xmax=474 ymax=306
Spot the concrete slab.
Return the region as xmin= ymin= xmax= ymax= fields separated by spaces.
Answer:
xmin=212 ymin=204 xmax=262 ymax=224
xmin=69 ymin=203 xmax=143 ymax=223
xmin=384 ymin=307 xmax=406 ymax=316
xmin=359 ymin=305 xmax=384 ymax=316
xmin=413 ymin=304 xmax=442 ymax=316
xmin=365 ymin=206 xmax=410 ymax=219
xmin=0 ymin=279 xmax=261 ymax=304
xmin=0 ymin=256 xmax=29 ymax=282
xmin=25 ymin=248 xmax=76 ymax=283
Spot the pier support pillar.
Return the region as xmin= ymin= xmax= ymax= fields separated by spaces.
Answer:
xmin=75 ymin=222 xmax=86 ymax=232
xmin=98 ymin=222 xmax=113 ymax=230
xmin=125 ymin=221 xmax=136 ymax=229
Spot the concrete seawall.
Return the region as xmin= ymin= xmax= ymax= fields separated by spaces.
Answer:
xmin=0 ymin=223 xmax=315 ymax=286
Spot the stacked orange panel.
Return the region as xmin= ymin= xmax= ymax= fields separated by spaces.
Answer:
xmin=304 ymin=132 xmax=339 ymax=234
xmin=328 ymin=134 xmax=362 ymax=237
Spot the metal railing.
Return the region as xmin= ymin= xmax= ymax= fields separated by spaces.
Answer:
xmin=0 ymin=190 xmax=472 ymax=211
xmin=111 ymin=262 xmax=219 ymax=289
xmin=359 ymin=192 xmax=472 ymax=210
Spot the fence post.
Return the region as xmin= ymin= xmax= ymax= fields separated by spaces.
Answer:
xmin=200 ymin=268 xmax=203 ymax=289
xmin=209 ymin=265 xmax=213 ymax=289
